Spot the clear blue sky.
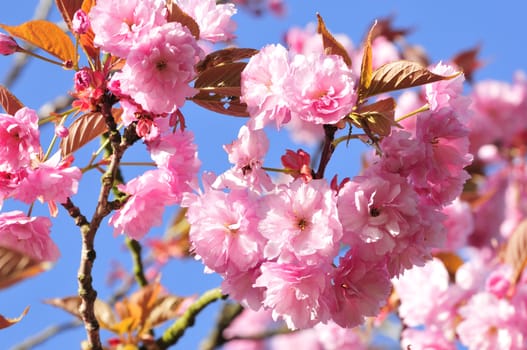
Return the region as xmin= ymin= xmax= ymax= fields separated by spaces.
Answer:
xmin=0 ymin=1 xmax=526 ymax=349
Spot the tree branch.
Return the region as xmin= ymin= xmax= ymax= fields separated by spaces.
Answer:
xmin=199 ymin=302 xmax=244 ymax=350
xmin=314 ymin=124 xmax=338 ymax=179
xmin=153 ymin=288 xmax=226 ymax=349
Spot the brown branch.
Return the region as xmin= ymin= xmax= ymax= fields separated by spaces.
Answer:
xmin=11 ymin=319 xmax=82 ymax=350
xmin=75 ymin=93 xmax=131 ymax=350
xmin=314 ymin=124 xmax=338 ymax=179
xmin=199 ymin=302 xmax=244 ymax=350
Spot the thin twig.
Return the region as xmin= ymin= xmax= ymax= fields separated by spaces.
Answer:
xmin=126 ymin=238 xmax=149 ymax=287
xmin=153 ymin=288 xmax=226 ymax=350
xmin=10 ymin=319 xmax=82 ymax=350
xmin=199 ymin=302 xmax=244 ymax=350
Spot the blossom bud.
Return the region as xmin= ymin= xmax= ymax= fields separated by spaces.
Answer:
xmin=54 ymin=124 xmax=69 ymax=138
xmin=0 ymin=33 xmax=19 ymax=55
xmin=72 ymin=9 xmax=90 ymax=34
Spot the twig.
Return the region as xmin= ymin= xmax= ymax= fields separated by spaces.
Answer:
xmin=10 ymin=319 xmax=82 ymax=350
xmin=125 ymin=238 xmax=149 ymax=287
xmin=199 ymin=302 xmax=244 ymax=350
xmin=2 ymin=0 xmax=54 ymax=88
xmin=314 ymin=124 xmax=338 ymax=179
xmin=153 ymin=288 xmax=226 ymax=349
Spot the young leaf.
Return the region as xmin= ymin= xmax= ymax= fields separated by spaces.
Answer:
xmin=0 ymin=20 xmax=76 ymax=63
xmin=451 ymin=44 xmax=483 ymax=83
xmin=144 ymin=295 xmax=187 ymax=330
xmin=504 ymin=218 xmax=527 ymax=286
xmin=0 ymin=247 xmax=51 ymax=290
xmin=352 ymin=97 xmax=397 ymax=137
xmin=362 ymin=60 xmax=461 ymax=98
xmin=0 ymin=85 xmax=24 ymax=115
xmin=44 ymin=296 xmax=117 ymax=329
xmin=192 ymin=62 xmax=249 ymax=117
xmin=0 ymin=306 xmax=29 ymax=330
xmin=55 ymin=0 xmax=83 ymax=31
xmin=316 ymin=13 xmax=352 ymax=67
xmin=358 ymin=21 xmax=377 ymax=97
xmin=60 ymin=112 xmax=108 ymax=157
xmin=167 ymin=0 xmax=200 ymax=40
xmin=196 ymin=47 xmax=259 ymax=74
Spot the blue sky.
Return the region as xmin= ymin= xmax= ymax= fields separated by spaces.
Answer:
xmin=0 ymin=1 xmax=526 ymax=349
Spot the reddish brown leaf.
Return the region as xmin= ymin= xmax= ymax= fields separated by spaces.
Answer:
xmin=434 ymin=251 xmax=464 ymax=281
xmin=55 ymin=0 xmax=83 ymax=32
xmin=145 ymin=295 xmax=187 ymax=330
xmin=196 ymin=48 xmax=259 ymax=74
xmin=363 ymin=60 xmax=460 ymax=98
xmin=167 ymin=0 xmax=200 ymax=40
xmin=0 ymin=247 xmax=51 ymax=290
xmin=44 ymin=296 xmax=117 ymax=328
xmin=504 ymin=219 xmax=527 ymax=286
xmin=0 ymin=85 xmax=24 ymax=115
xmin=60 ymin=112 xmax=108 ymax=157
xmin=358 ymin=21 xmax=376 ymax=97
xmin=0 ymin=306 xmax=29 ymax=330
xmin=451 ymin=45 xmax=484 ymax=83
xmin=351 ymin=97 xmax=398 ymax=137
xmin=192 ymin=62 xmax=249 ymax=117
xmin=316 ymin=13 xmax=352 ymax=67
xmin=402 ymin=44 xmax=430 ymax=67
xmin=368 ymin=16 xmax=412 ymax=42
xmin=0 ymin=20 xmax=76 ymax=63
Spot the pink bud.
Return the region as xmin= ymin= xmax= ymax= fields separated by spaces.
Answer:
xmin=55 ymin=124 xmax=69 ymax=138
xmin=0 ymin=33 xmax=19 ymax=55
xmin=72 ymin=9 xmax=90 ymax=34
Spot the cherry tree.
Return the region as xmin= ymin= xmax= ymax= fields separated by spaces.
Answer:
xmin=1 ymin=1 xmax=527 ymax=349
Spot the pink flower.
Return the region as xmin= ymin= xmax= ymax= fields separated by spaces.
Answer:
xmin=14 ymin=153 xmax=81 ymax=207
xmin=254 ymin=261 xmax=333 ymax=329
xmin=258 ymin=178 xmax=342 ymax=266
xmin=314 ymin=321 xmax=368 ymax=350
xmin=425 ymin=62 xmax=469 ymax=114
xmin=412 ymin=108 xmax=472 ymax=205
xmin=284 ymin=53 xmax=356 ymax=125
xmin=377 ymin=129 xmax=424 ymax=177
xmin=185 ymin=188 xmax=264 ymax=275
xmin=113 ymin=22 xmax=202 ymax=114
xmin=71 ymin=68 xmax=106 ymax=111
xmin=89 ymin=0 xmax=167 ymax=57
xmin=337 ymin=168 xmax=420 ymax=255
xmin=146 ymin=129 xmax=201 ymax=199
xmin=330 ymin=250 xmax=391 ymax=328
xmin=281 ymin=149 xmax=312 ymax=182
xmin=0 ymin=211 xmax=59 ymax=262
xmin=393 ymin=258 xmax=461 ymax=329
xmin=221 ymin=266 xmax=265 ymax=310
xmin=213 ymin=126 xmax=274 ymax=193
xmin=72 ymin=9 xmax=90 ymax=34
xmin=241 ymin=44 xmax=292 ymax=130
xmin=457 ymin=292 xmax=526 ymax=350
xmin=401 ymin=328 xmax=457 ymax=350
xmin=109 ymin=169 xmax=179 ymax=240
xmin=438 ymin=198 xmax=474 ymax=251
xmin=0 ymin=107 xmax=40 ymax=173
xmin=0 ymin=33 xmax=19 ymax=55
xmin=176 ymin=0 xmax=237 ymax=42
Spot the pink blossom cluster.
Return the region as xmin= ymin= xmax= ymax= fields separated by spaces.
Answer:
xmin=0 ymin=107 xmax=81 ymax=262
xmin=89 ymin=0 xmax=236 ymax=117
xmin=185 ymin=57 xmax=473 ymax=330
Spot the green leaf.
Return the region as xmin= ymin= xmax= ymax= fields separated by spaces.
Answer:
xmin=362 ymin=60 xmax=461 ymax=98
xmin=316 ymin=13 xmax=352 ymax=67
xmin=0 ymin=20 xmax=76 ymax=63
